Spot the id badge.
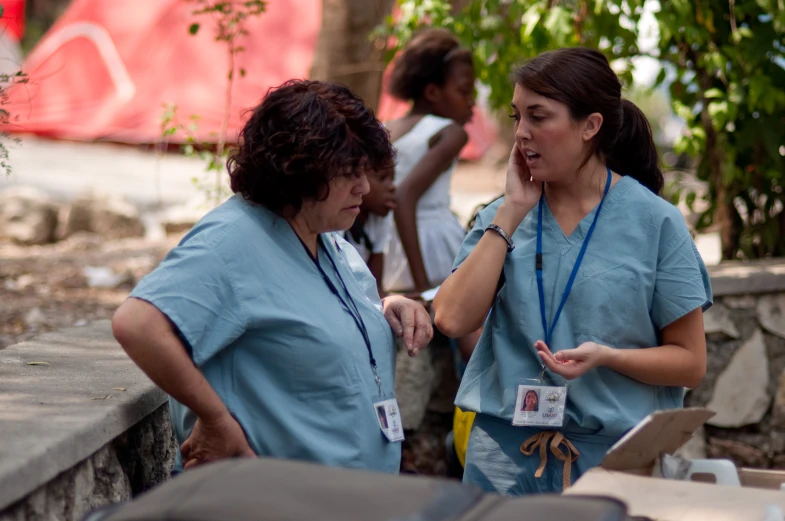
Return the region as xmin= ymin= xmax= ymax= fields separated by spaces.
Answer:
xmin=512 ymin=379 xmax=567 ymax=428
xmin=373 ymin=397 xmax=404 ymax=442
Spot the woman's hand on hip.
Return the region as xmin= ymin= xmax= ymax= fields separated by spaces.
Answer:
xmin=180 ymin=412 xmax=256 ymax=470
xmin=534 ymin=340 xmax=610 ymax=380
xmin=382 ymin=295 xmax=433 ymax=356
xmin=497 ymin=143 xmax=541 ymax=230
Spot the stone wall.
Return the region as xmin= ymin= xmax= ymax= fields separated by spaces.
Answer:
xmin=685 ymin=260 xmax=785 ymax=468
xmin=0 ymin=322 xmax=174 ymax=521
xmin=0 ymin=406 xmax=175 ymax=521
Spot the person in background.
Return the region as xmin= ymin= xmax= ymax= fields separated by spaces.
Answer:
xmin=344 ymin=166 xmax=396 ymax=297
xmin=434 ymin=48 xmax=712 ymax=495
xmin=112 ymin=80 xmax=432 ymax=475
xmin=383 ymin=27 xmax=480 ymax=354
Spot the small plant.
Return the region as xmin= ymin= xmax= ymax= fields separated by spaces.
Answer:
xmin=0 ymin=70 xmax=28 ymax=177
xmin=162 ymin=1 xmax=266 ymax=207
xmin=0 ymin=4 xmax=27 ymax=177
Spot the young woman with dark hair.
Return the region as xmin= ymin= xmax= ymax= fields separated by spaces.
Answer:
xmin=434 ymin=48 xmax=712 ymax=495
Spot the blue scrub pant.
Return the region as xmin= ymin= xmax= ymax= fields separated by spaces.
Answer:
xmin=463 ymin=413 xmax=619 ymax=495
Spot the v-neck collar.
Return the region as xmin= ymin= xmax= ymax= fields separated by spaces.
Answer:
xmin=542 ymin=175 xmax=632 ymax=248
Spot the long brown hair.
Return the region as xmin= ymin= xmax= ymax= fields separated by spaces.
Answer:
xmin=513 ymin=48 xmax=663 ymax=194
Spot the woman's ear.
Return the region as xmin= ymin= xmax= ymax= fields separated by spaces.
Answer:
xmin=582 ymin=112 xmax=603 ymax=142
xmin=423 ymin=83 xmax=441 ymax=105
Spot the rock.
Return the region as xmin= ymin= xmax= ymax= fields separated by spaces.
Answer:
xmin=772 ymin=454 xmax=785 ymax=470
xmin=160 ymin=200 xmax=208 ymax=235
xmin=82 ymin=266 xmax=132 ymax=289
xmin=724 ymin=295 xmax=758 ymax=309
xmin=0 ymin=187 xmax=59 ymax=245
xmin=708 ymin=437 xmax=768 ymax=468
xmin=59 ymin=231 xmax=102 ymax=252
xmin=772 ymin=369 xmax=785 ymax=429
xmin=24 ymin=307 xmax=46 ymax=328
xmin=61 ymin=192 xmax=144 ymax=241
xmin=703 ymin=301 xmax=740 ymax=339
xmin=758 ymin=294 xmax=785 ymax=340
xmin=675 ymin=426 xmax=707 ymax=460
xmin=0 ymin=335 xmax=13 ymax=350
xmin=394 ymin=342 xmax=435 ymax=430
xmin=706 ymin=328 xmax=770 ymax=427
xmin=3 ymin=274 xmax=35 ymax=292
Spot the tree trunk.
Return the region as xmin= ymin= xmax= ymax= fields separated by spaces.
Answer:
xmin=310 ymin=0 xmax=395 ymax=111
xmin=692 ymin=48 xmax=740 ymax=260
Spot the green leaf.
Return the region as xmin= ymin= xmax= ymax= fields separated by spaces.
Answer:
xmin=189 ymin=23 xmax=200 ymax=35
xmin=521 ymin=5 xmax=541 ymax=40
xmin=704 ymin=88 xmax=724 ymax=99
xmin=240 ymin=68 xmax=246 ymax=77
xmin=654 ymin=67 xmax=667 ymax=87
xmin=685 ymin=191 xmax=697 ymax=212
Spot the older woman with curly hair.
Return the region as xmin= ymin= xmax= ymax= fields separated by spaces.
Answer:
xmin=111 ymin=80 xmax=433 ymax=474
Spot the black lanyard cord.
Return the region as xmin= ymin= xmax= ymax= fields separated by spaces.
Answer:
xmin=295 ymin=232 xmax=380 ymax=389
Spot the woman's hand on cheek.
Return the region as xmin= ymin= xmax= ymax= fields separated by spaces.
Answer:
xmin=534 ymin=340 xmax=610 ymax=380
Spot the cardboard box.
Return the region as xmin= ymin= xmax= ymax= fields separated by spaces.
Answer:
xmin=565 ymin=408 xmax=785 ymax=521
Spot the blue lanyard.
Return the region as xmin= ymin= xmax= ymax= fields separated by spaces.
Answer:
xmin=297 ymin=234 xmax=381 ymax=392
xmin=536 ymin=167 xmax=612 ymax=346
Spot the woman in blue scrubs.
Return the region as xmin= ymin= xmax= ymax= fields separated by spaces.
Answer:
xmin=433 ymin=48 xmax=712 ymax=495
xmin=111 ymin=80 xmax=432 ymax=473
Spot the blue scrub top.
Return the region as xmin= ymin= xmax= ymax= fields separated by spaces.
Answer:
xmin=454 ymin=176 xmax=713 ymax=439
xmin=131 ymin=194 xmax=400 ymax=473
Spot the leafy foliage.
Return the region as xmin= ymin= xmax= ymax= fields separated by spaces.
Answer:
xmin=0 ymin=71 xmax=28 ymax=177
xmin=162 ymin=0 xmax=267 ymax=207
xmin=379 ymin=0 xmax=785 ymax=260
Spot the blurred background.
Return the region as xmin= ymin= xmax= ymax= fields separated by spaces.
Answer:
xmin=0 ymin=0 xmax=783 ymax=480
xmin=0 ymin=0 xmax=782 ymax=328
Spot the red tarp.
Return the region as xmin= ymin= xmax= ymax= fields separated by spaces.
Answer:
xmin=4 ymin=0 xmax=496 ymax=160
xmin=1 ymin=0 xmax=25 ymax=42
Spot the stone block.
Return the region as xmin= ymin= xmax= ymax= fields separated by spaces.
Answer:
xmin=394 ymin=342 xmax=435 ymax=431
xmin=0 ymin=406 xmax=173 ymax=521
xmin=772 ymin=369 xmax=785 ymax=429
xmin=707 ymin=328 xmax=771 ymax=427
xmin=703 ymin=301 xmax=740 ymax=339
xmin=759 ymin=294 xmax=785 ymax=340
xmin=61 ymin=192 xmax=144 ymax=241
xmin=724 ymin=295 xmax=758 ymax=309
xmin=0 ymin=321 xmax=168 ymax=512
xmin=0 ymin=186 xmax=59 ymax=245
xmin=708 ymin=437 xmax=769 ymax=468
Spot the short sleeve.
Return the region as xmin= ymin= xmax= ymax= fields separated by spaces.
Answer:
xmin=452 ymin=200 xmax=497 ymax=270
xmin=130 ymin=241 xmax=247 ymax=366
xmin=650 ymin=215 xmax=713 ymax=330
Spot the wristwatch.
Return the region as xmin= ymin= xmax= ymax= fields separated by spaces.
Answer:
xmin=485 ymin=224 xmax=515 ymax=252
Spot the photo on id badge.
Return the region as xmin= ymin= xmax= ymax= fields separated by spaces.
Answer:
xmin=374 ymin=398 xmax=404 ymax=442
xmin=513 ymin=384 xmax=566 ymax=427
xmin=376 ymin=405 xmax=389 ymax=430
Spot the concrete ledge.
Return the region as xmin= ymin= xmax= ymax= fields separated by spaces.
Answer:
xmin=0 ymin=321 xmax=167 ymax=511
xmin=708 ymin=259 xmax=785 ymax=297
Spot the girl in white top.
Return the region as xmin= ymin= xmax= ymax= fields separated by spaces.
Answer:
xmin=383 ymin=28 xmax=476 ymax=295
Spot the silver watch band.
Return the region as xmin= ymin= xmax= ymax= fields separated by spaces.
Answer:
xmin=485 ymin=223 xmax=515 ymax=252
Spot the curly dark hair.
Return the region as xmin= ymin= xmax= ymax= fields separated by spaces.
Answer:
xmin=388 ymin=28 xmax=473 ymax=102
xmin=228 ymin=80 xmax=395 ymax=216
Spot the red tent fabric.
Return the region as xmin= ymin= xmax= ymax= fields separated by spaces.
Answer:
xmin=1 ymin=0 xmax=25 ymax=42
xmin=5 ymin=0 xmax=496 ymax=160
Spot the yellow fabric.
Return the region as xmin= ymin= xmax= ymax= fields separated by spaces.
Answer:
xmin=453 ymin=407 xmax=476 ymax=468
